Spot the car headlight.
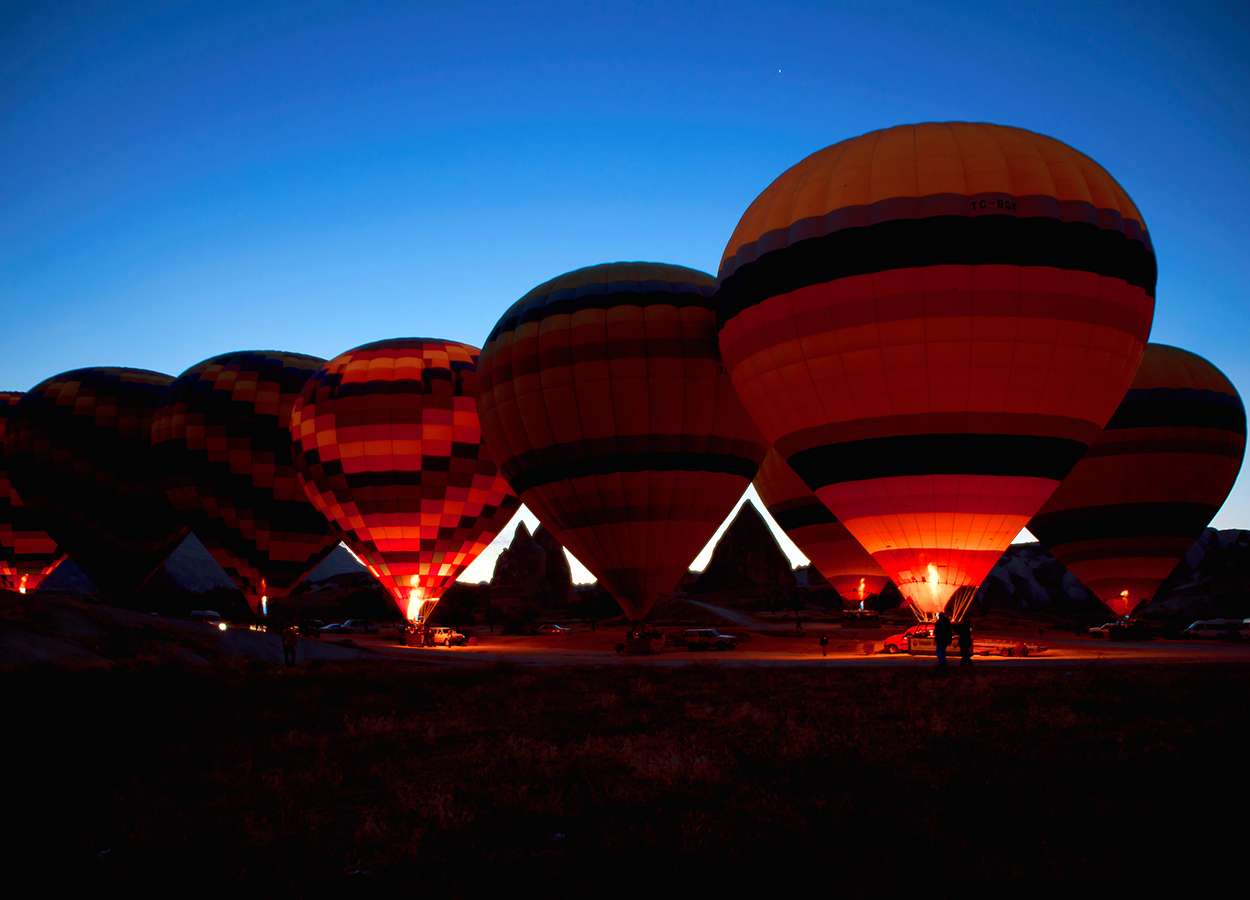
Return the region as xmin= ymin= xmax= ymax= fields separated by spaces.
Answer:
xmin=218 ymin=622 xmax=228 ymax=631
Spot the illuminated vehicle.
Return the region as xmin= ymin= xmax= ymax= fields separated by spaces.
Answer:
xmin=882 ymin=625 xmax=930 ymax=654
xmin=537 ymin=624 xmax=571 ymax=634
xmin=677 ymin=628 xmax=738 ymax=651
xmin=429 ymin=627 xmax=466 ymax=647
xmin=190 ymin=610 xmax=223 ymax=625
xmin=884 ymin=625 xmax=1047 ymax=655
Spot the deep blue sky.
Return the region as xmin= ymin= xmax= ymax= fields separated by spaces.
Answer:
xmin=3 ymin=1 xmax=1248 ymax=579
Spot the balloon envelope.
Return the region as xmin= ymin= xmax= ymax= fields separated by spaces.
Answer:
xmin=716 ymin=123 xmax=1155 ymax=619
xmin=0 ymin=392 xmax=65 ymax=593
xmin=1029 ymin=344 xmax=1245 ymax=616
xmin=753 ymin=446 xmax=889 ymax=605
xmin=4 ymin=368 xmax=189 ymax=598
xmin=289 ymin=338 xmax=520 ymax=619
xmin=152 ymin=351 xmax=341 ymax=612
xmin=477 ymin=261 xmax=768 ymax=621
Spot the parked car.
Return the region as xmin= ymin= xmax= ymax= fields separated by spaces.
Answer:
xmin=676 ymin=628 xmax=738 ymax=651
xmin=190 ymin=609 xmax=223 ymax=625
xmin=882 ymin=625 xmax=931 ymax=653
xmin=297 ymin=619 xmax=325 ymax=638
xmin=1088 ymin=619 xmax=1151 ymax=641
xmin=537 ymin=624 xmax=571 ymax=634
xmin=429 ymin=626 xmax=466 ymax=647
xmin=1182 ymin=619 xmax=1242 ymax=639
xmin=340 ymin=619 xmax=378 ymax=634
xmin=319 ymin=623 xmax=347 ymax=634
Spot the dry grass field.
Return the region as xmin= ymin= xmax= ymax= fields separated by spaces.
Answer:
xmin=5 ymin=659 xmax=1247 ymax=893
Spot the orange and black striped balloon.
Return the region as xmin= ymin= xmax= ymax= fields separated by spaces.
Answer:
xmin=477 ymin=262 xmax=768 ymax=622
xmin=0 ymin=392 xmax=65 ymax=593
xmin=716 ymin=123 xmax=1155 ymax=618
xmin=3 ymin=369 xmax=189 ymax=599
xmin=152 ymin=351 xmax=341 ymax=612
xmin=289 ymin=339 xmax=520 ymax=619
xmin=753 ymin=446 xmax=889 ymax=605
xmin=1029 ymin=344 xmax=1244 ymax=617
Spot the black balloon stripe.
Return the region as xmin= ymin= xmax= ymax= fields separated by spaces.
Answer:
xmin=716 ymin=215 xmax=1157 ymax=331
xmin=1029 ymin=501 xmax=1219 ymax=547
xmin=787 ymin=433 xmax=1090 ymax=488
xmin=769 ymin=504 xmax=840 ymax=531
xmin=488 ymin=286 xmax=716 ymax=343
xmin=1104 ymin=392 xmax=1247 ymax=434
xmin=506 ymin=451 xmax=759 ymax=494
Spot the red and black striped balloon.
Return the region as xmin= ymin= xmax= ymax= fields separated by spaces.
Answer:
xmin=715 ymin=123 xmax=1154 ymax=619
xmin=753 ymin=446 xmax=889 ymax=605
xmin=290 ymin=339 xmax=520 ymax=619
xmin=477 ymin=262 xmax=768 ymax=621
xmin=1029 ymin=344 xmax=1245 ymax=616
xmin=0 ymin=392 xmax=65 ymax=593
xmin=4 ymin=368 xmax=189 ymax=599
xmin=152 ymin=351 xmax=341 ymax=612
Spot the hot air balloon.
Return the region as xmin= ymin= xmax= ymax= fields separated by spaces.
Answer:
xmin=753 ymin=446 xmax=889 ymax=606
xmin=4 ymin=368 xmax=189 ymax=599
xmin=289 ymin=339 xmax=520 ymax=621
xmin=1028 ymin=344 xmax=1245 ymax=617
xmin=0 ymin=392 xmax=65 ymax=593
xmin=715 ymin=123 xmax=1155 ymax=621
xmin=476 ymin=261 xmax=768 ymax=623
xmin=152 ymin=351 xmax=341 ymax=614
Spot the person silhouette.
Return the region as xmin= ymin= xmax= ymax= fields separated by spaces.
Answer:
xmin=956 ymin=618 xmax=973 ymax=666
xmin=934 ymin=612 xmax=952 ymax=668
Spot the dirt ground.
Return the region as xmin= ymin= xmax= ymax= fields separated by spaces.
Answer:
xmin=4 ymin=590 xmax=1248 ymax=891
xmin=351 ymin=622 xmax=1250 ymax=668
xmin=5 ymin=659 xmax=1246 ymax=892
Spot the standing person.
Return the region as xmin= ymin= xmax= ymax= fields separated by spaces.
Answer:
xmin=957 ymin=619 xmax=973 ymax=667
xmin=282 ymin=621 xmax=299 ymax=667
xmin=934 ymin=612 xmax=952 ymax=668
xmin=819 ymin=632 xmax=829 ymax=657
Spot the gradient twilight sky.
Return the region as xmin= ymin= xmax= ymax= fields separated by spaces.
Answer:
xmin=3 ymin=1 xmax=1248 ymax=583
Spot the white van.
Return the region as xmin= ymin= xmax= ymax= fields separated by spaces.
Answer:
xmin=1182 ymin=619 xmax=1239 ymax=638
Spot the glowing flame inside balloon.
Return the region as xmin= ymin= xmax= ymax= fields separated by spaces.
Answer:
xmin=18 ymin=574 xmax=27 ymax=595
xmin=406 ymin=585 xmax=438 ymax=624
xmin=904 ymin=562 xmax=958 ymax=620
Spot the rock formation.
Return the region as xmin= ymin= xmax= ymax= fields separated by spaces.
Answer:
xmin=690 ymin=501 xmax=795 ymax=594
xmin=488 ymin=522 xmax=574 ymax=607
